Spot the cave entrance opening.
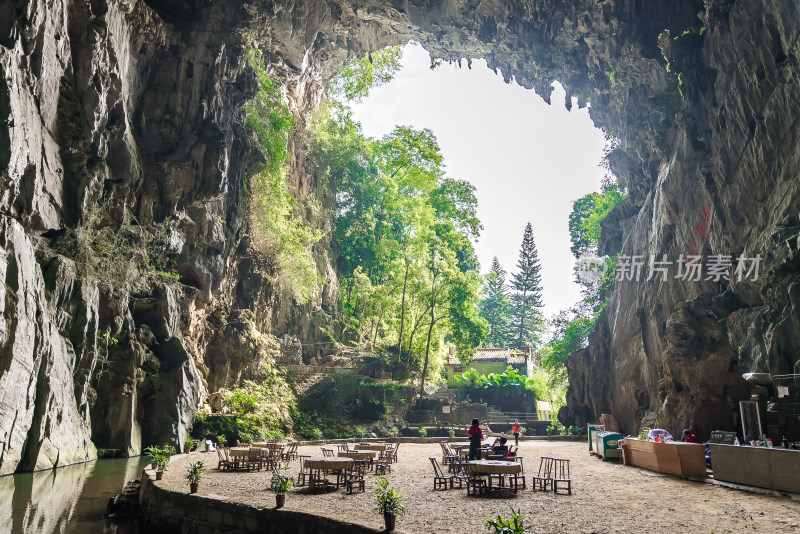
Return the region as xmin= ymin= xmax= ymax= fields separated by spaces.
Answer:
xmin=348 ymin=42 xmax=611 ymax=316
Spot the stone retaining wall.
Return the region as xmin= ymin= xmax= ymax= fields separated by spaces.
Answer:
xmin=139 ymin=470 xmax=401 ymax=534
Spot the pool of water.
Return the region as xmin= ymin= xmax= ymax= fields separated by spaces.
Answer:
xmin=0 ymin=457 xmax=147 ymax=533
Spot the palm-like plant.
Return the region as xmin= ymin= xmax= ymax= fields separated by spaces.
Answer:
xmin=485 ymin=507 xmax=527 ymax=534
xmin=186 ymin=461 xmax=204 ymax=484
xmin=373 ymin=477 xmax=406 ymax=517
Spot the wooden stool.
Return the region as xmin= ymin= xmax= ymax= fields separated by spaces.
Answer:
xmin=552 ymin=458 xmax=571 ymax=495
xmin=532 ymin=456 xmax=554 ymax=492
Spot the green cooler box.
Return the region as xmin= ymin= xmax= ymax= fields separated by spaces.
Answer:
xmin=594 ymin=431 xmax=622 ymax=460
xmin=588 ymin=424 xmax=605 ymax=454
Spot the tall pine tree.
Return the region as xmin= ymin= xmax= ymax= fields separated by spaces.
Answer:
xmin=479 ymin=257 xmax=513 ymax=347
xmin=510 ymin=222 xmax=544 ymax=348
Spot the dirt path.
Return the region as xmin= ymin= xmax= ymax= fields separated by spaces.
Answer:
xmin=157 ymin=441 xmax=800 ymax=533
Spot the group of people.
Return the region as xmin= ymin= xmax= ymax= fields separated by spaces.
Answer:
xmin=466 ymin=418 xmax=522 ymax=460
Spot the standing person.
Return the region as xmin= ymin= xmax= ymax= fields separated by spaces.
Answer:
xmin=512 ymin=420 xmax=521 ymax=446
xmin=468 ymin=418 xmax=484 ymax=461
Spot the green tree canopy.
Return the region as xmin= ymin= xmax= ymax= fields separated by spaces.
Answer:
xmin=509 ymin=222 xmax=545 ymax=349
xmin=479 ymin=257 xmax=513 ymax=347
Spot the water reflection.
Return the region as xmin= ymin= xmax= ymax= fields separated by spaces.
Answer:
xmin=2 ymin=457 xmax=146 ymax=533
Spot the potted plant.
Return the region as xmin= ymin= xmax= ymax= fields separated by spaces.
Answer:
xmin=144 ymin=446 xmax=161 ymax=469
xmin=418 ymin=427 xmax=428 ymax=438
xmin=485 ymin=507 xmax=527 ymax=534
xmin=269 ymin=468 xmax=295 ymax=508
xmin=186 ymin=461 xmax=204 ymax=494
xmin=448 ymin=428 xmax=456 ymax=439
xmin=217 ymin=435 xmax=227 ymax=447
xmin=373 ymin=476 xmax=406 ymax=532
xmin=547 ymin=422 xmax=561 ymax=437
xmin=155 ymin=457 xmax=168 ymax=481
xmin=162 ymin=444 xmax=176 ymax=459
xmin=520 ymin=427 xmax=527 ymax=437
xmin=388 ymin=427 xmax=399 ymax=440
xmin=239 ymin=432 xmax=253 ymax=445
xmin=184 ymin=437 xmax=196 ymax=452
xmin=354 ymin=425 xmax=366 ymax=440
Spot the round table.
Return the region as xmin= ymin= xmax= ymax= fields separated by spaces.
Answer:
xmin=339 ymin=451 xmax=375 ymax=460
xmin=304 ymin=456 xmax=353 ymax=471
xmin=467 ymin=460 xmax=521 ymax=475
xmin=228 ymin=447 xmax=252 ymax=458
xmin=253 ymin=442 xmax=286 ymax=449
xmin=355 ymin=443 xmax=388 ymax=451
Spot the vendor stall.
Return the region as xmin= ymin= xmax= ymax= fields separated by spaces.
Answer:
xmin=709 ymin=444 xmax=800 ymax=493
xmin=621 ymin=438 xmax=706 ymax=477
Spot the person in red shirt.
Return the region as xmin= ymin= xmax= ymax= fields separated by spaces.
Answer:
xmin=682 ymin=429 xmax=701 ymax=443
xmin=468 ymin=418 xmax=484 ymax=460
xmin=512 ymin=420 xmax=521 ymax=446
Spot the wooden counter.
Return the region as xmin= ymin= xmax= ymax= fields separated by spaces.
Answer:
xmin=621 ymin=439 xmax=706 ymax=477
xmin=709 ymin=444 xmax=800 ymax=493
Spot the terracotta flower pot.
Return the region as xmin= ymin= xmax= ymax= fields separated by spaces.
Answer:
xmin=275 ymin=494 xmax=286 ymax=508
xmin=190 ymin=483 xmax=199 ymax=494
xmin=384 ymin=514 xmax=396 ymax=531
xmin=156 ymin=471 xmax=164 ymax=481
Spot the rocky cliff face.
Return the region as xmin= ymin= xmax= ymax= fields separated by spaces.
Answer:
xmin=1 ymin=0 xmax=797 ymax=473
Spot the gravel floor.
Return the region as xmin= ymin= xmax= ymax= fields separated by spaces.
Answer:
xmin=155 ymin=441 xmax=800 ymax=533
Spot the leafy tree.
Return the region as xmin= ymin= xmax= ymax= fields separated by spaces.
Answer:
xmin=328 ymin=46 xmax=403 ymax=102
xmin=509 ymin=223 xmax=545 ymax=348
xmin=309 ymin=56 xmax=488 ymax=386
xmin=479 ymin=257 xmax=513 ymax=347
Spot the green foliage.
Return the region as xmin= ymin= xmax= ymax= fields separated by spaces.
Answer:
xmin=374 ymin=477 xmax=406 ymax=517
xmin=389 ymin=427 xmax=399 ymax=438
xmin=55 ymin=207 xmax=180 ymax=296
xmin=354 ymin=425 xmax=367 ymax=438
xmin=607 ymin=69 xmax=618 ymax=87
xmin=248 ymin=168 xmax=322 ymax=303
xmin=547 ymin=421 xmax=564 ymax=434
xmin=186 ymin=461 xmax=204 ymax=485
xmin=329 ymin=47 xmax=403 ymax=103
xmin=184 ymin=437 xmax=195 ymax=450
xmin=418 ymin=427 xmax=428 ymax=437
xmin=99 ymin=333 xmax=118 ymax=346
xmin=509 ymin=223 xmax=545 ymax=348
xmin=217 ymin=435 xmax=226 ymax=445
xmin=156 ymin=458 xmax=168 ymax=472
xmin=242 ymin=38 xmax=320 ymax=304
xmin=309 ymin=104 xmax=487 ymax=381
xmin=479 ymin=257 xmax=514 ymax=348
xmin=210 ymin=365 xmax=295 ymax=442
xmin=244 ymin=42 xmax=295 ymax=174
xmin=576 ymin=185 xmax=626 ymax=248
xmin=144 ymin=445 xmax=164 ymax=465
xmin=162 ymin=444 xmax=176 ymax=456
xmin=222 ymin=390 xmax=259 ymax=417
xmin=239 ymin=432 xmax=253 ymax=444
xmin=485 ymin=508 xmax=528 ymax=534
xmin=269 ymin=468 xmax=295 ymax=494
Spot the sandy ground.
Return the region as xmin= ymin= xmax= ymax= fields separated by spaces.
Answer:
xmin=155 ymin=441 xmax=800 ymax=533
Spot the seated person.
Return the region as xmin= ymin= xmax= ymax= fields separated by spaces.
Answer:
xmin=491 ymin=436 xmax=509 ymax=457
xmin=682 ymin=429 xmax=701 ymax=443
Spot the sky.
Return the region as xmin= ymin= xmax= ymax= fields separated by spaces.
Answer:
xmin=349 ymin=43 xmax=608 ymax=317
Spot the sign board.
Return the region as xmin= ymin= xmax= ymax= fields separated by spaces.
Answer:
xmin=442 ymin=406 xmax=451 ymax=414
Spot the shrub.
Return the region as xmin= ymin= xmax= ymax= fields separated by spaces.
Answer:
xmin=418 ymin=427 xmax=428 ymax=437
